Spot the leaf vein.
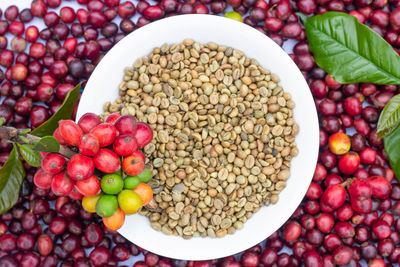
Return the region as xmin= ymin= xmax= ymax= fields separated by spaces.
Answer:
xmin=310 ymin=20 xmax=400 ymax=83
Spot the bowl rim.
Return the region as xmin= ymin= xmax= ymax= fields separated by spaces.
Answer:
xmin=77 ymin=14 xmax=319 ymax=260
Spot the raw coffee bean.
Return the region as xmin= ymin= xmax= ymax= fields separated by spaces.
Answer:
xmin=103 ymin=40 xmax=298 ymax=238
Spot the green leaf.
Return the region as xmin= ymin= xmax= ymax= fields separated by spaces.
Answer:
xmin=33 ymin=136 xmax=60 ymax=153
xmin=384 ymin=125 xmax=400 ymax=183
xmin=296 ymin=12 xmax=308 ymax=24
xmin=0 ymin=118 xmax=5 ymax=126
xmin=31 ymin=83 xmax=81 ymax=137
xmin=17 ymin=144 xmax=41 ymax=168
xmin=303 ymin=12 xmax=400 ymax=85
xmin=0 ymin=144 xmax=26 ymax=214
xmin=377 ymin=94 xmax=400 ymax=138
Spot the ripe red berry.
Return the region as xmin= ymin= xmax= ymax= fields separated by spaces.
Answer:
xmin=344 ymin=97 xmax=362 ymax=116
xmin=59 ymin=120 xmax=83 ymax=146
xmin=51 ymin=171 xmax=74 ymax=196
xmin=372 ymin=220 xmax=391 ymax=239
xmin=25 ymin=26 xmax=39 ymax=42
xmin=105 ymin=113 xmax=121 ymax=124
xmin=368 ymin=258 xmax=386 ymax=267
xmin=114 ymin=115 xmax=137 ymax=135
xmin=337 ymin=203 xmax=354 ymax=222
xmin=118 ymin=1 xmax=136 ymax=18
xmin=67 ymin=154 xmax=95 ymax=181
xmin=78 ymin=133 xmax=100 ymax=156
xmin=37 ymin=235 xmax=53 ymax=256
xmin=359 ymin=147 xmax=377 ymax=165
xmin=63 ymin=37 xmax=77 ymax=54
xmin=321 ymin=184 xmax=346 ymax=212
xmin=316 ymin=213 xmax=335 ymax=233
xmin=33 ymin=168 xmax=54 ymax=189
xmin=29 ymin=43 xmax=46 ymax=59
xmin=313 ymin=163 xmax=327 ymax=182
xmin=334 ymin=221 xmax=355 ymax=239
xmin=53 ymin=127 xmax=67 ymax=146
xmin=89 ymin=123 xmax=117 ymax=147
xmin=94 ymin=148 xmax=121 ymax=173
xmin=390 ymin=7 xmax=400 ymax=27
xmin=41 ymin=153 xmax=66 ymax=174
xmin=325 ymin=74 xmax=341 ymax=90
xmin=351 ymin=197 xmax=372 ymax=214
xmin=69 ymin=186 xmax=83 ymax=200
xmin=332 ymin=246 xmax=353 ymax=265
xmin=131 ymin=149 xmax=145 ymax=163
xmin=324 ymin=233 xmax=342 ymax=252
xmin=338 ymin=152 xmax=360 ymax=175
xmin=367 ymin=176 xmax=391 ymax=199
xmin=9 ymin=21 xmax=25 ymax=36
xmin=10 ymin=63 xmax=27 ymax=81
xmin=50 ymin=60 xmax=68 ymax=78
xmin=134 ymin=122 xmax=153 ymax=148
xmin=105 ymin=0 xmax=120 ymax=7
xmin=60 ymin=6 xmax=76 ymax=23
xmin=35 ymin=83 xmax=54 ymax=102
xmin=78 ymin=112 xmax=101 ymax=133
xmin=303 ymin=251 xmax=322 ymax=267
xmin=306 ymin=182 xmax=323 ymax=200
xmin=113 ymin=134 xmax=137 ymax=156
xmin=275 ymin=0 xmax=291 ymax=20
xmin=90 ymin=246 xmax=111 ymax=267
xmin=349 ymin=179 xmax=372 ymax=200
xmin=260 ymin=248 xmax=277 ymax=266
xmin=31 ymin=0 xmax=47 ymax=18
xmin=0 ymin=234 xmax=17 ymax=252
xmin=76 ymin=8 xmax=89 ymax=25
xmin=283 ymin=221 xmax=301 ymax=242
xmin=55 ymin=83 xmax=74 ymax=101
xmin=122 ymin=151 xmax=145 ymax=176
xmin=75 ymin=175 xmax=101 ymax=196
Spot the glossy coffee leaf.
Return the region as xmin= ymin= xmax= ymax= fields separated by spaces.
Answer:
xmin=0 ymin=145 xmax=26 ymax=214
xmin=31 ymin=83 xmax=81 ymax=137
xmin=377 ymin=94 xmax=400 ymax=138
xmin=301 ymin=12 xmax=400 ymax=84
xmin=384 ymin=125 xmax=400 ymax=183
xmin=18 ymin=144 xmax=41 ymax=168
xmin=33 ymin=136 xmax=60 ymax=153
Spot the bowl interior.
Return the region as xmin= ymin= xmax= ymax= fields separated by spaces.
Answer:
xmin=76 ymin=14 xmax=319 ymax=260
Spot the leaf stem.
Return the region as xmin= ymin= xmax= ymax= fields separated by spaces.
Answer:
xmin=0 ymin=126 xmax=75 ymax=158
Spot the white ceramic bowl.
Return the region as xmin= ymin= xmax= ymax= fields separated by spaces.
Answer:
xmin=77 ymin=14 xmax=319 ymax=261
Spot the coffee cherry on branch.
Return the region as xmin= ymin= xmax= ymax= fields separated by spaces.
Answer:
xmin=133 ymin=122 xmax=153 ymax=148
xmin=67 ymin=154 xmax=94 ymax=181
xmin=58 ymin=120 xmax=83 ymax=146
xmin=75 ymin=175 xmax=101 ymax=196
xmin=105 ymin=112 xmax=121 ymax=124
xmin=33 ymin=168 xmax=53 ymax=189
xmin=41 ymin=153 xmax=65 ymax=174
xmin=114 ymin=115 xmax=137 ymax=135
xmin=94 ymin=148 xmax=121 ymax=174
xmin=89 ymin=123 xmax=117 ymax=147
xmin=78 ymin=133 xmax=100 ymax=156
xmin=51 ymin=171 xmax=74 ymax=196
xmin=77 ymin=112 xmax=101 ymax=133
xmin=113 ymin=134 xmax=137 ymax=156
xmin=123 ymin=151 xmax=145 ymax=176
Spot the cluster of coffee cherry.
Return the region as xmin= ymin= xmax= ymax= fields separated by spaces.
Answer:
xmin=33 ymin=112 xmax=153 ymax=230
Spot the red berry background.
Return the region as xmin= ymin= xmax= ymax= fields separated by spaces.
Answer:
xmin=0 ymin=0 xmax=400 ymax=266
